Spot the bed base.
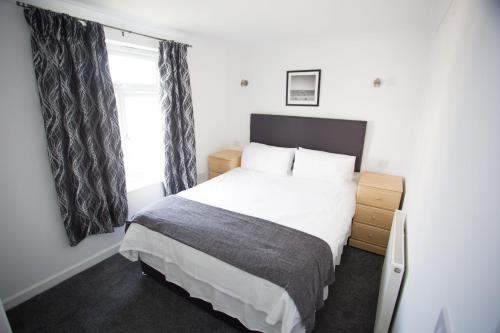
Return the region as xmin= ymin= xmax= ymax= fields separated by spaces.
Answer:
xmin=140 ymin=261 xmax=256 ymax=332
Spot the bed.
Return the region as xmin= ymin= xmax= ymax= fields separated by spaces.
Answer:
xmin=120 ymin=114 xmax=367 ymax=333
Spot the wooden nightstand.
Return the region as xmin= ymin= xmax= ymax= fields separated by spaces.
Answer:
xmin=349 ymin=172 xmax=404 ymax=256
xmin=208 ymin=150 xmax=242 ymax=179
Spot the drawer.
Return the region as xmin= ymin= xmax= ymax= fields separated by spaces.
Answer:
xmin=354 ymin=204 xmax=394 ymax=230
xmin=351 ymin=222 xmax=390 ymax=248
xmin=209 ymin=171 xmax=222 ymax=179
xmin=349 ymin=239 xmax=386 ymax=256
xmin=357 ymin=185 xmax=402 ymax=210
xmin=208 ymin=157 xmax=239 ymax=173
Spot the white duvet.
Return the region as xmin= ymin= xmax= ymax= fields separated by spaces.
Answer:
xmin=120 ymin=168 xmax=357 ymax=333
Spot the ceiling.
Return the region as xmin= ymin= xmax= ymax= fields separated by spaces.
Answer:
xmin=70 ymin=0 xmax=450 ymax=44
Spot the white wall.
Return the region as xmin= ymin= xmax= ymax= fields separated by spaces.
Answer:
xmin=0 ymin=0 xmax=231 ymax=308
xmin=225 ymin=31 xmax=432 ymax=176
xmin=393 ymin=0 xmax=500 ymax=331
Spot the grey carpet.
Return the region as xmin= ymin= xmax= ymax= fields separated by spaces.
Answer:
xmin=7 ymin=246 xmax=384 ymax=333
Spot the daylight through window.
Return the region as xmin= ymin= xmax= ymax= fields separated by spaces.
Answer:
xmin=107 ymin=44 xmax=164 ymax=191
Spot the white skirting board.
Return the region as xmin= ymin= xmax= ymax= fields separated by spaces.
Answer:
xmin=374 ymin=210 xmax=406 ymax=333
xmin=2 ymin=242 xmax=121 ymax=310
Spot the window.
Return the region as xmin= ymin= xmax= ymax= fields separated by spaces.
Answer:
xmin=107 ymin=43 xmax=164 ymax=191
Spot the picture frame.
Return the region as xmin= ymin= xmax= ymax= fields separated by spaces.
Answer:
xmin=286 ymin=69 xmax=321 ymax=106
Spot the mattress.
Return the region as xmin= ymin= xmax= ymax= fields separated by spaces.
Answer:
xmin=120 ymin=168 xmax=357 ymax=333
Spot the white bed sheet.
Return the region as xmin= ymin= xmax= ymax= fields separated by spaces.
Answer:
xmin=120 ymin=168 xmax=357 ymax=333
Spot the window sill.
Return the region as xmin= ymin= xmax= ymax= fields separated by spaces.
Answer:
xmin=127 ymin=179 xmax=163 ymax=194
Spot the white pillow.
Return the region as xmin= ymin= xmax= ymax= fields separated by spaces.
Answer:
xmin=241 ymin=143 xmax=295 ymax=176
xmin=293 ymin=147 xmax=356 ymax=182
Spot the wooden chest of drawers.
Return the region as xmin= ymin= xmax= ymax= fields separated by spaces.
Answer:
xmin=349 ymin=172 xmax=404 ymax=255
xmin=208 ymin=150 xmax=242 ymax=179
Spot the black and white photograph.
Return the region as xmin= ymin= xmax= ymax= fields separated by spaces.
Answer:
xmin=286 ymin=70 xmax=321 ymax=106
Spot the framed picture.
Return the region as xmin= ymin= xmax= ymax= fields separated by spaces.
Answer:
xmin=286 ymin=69 xmax=321 ymax=106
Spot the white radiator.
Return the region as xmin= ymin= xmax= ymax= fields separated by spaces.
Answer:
xmin=374 ymin=210 xmax=406 ymax=333
xmin=0 ymin=300 xmax=12 ymax=333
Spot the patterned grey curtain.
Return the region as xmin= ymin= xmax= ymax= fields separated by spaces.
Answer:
xmin=158 ymin=41 xmax=197 ymax=195
xmin=24 ymin=7 xmax=128 ymax=246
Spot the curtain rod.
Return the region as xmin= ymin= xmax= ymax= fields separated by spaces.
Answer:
xmin=16 ymin=1 xmax=192 ymax=48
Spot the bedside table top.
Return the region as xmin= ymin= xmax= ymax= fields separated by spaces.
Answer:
xmin=359 ymin=171 xmax=403 ymax=193
xmin=209 ymin=149 xmax=242 ymax=161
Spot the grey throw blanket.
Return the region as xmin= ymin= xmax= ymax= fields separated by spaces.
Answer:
xmin=130 ymin=195 xmax=335 ymax=332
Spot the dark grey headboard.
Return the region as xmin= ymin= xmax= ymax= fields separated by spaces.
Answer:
xmin=250 ymin=114 xmax=367 ymax=171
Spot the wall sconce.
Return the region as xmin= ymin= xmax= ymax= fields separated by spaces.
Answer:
xmin=373 ymin=78 xmax=382 ymax=88
xmin=240 ymin=79 xmax=248 ymax=87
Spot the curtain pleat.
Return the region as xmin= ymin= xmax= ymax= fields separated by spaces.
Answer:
xmin=24 ymin=7 xmax=128 ymax=246
xmin=158 ymin=41 xmax=197 ymax=195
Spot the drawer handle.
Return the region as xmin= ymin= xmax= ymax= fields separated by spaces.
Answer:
xmin=371 ymin=215 xmax=376 ymax=220
xmin=375 ymin=196 xmax=382 ymax=201
xmin=368 ymin=233 xmax=373 ymax=238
